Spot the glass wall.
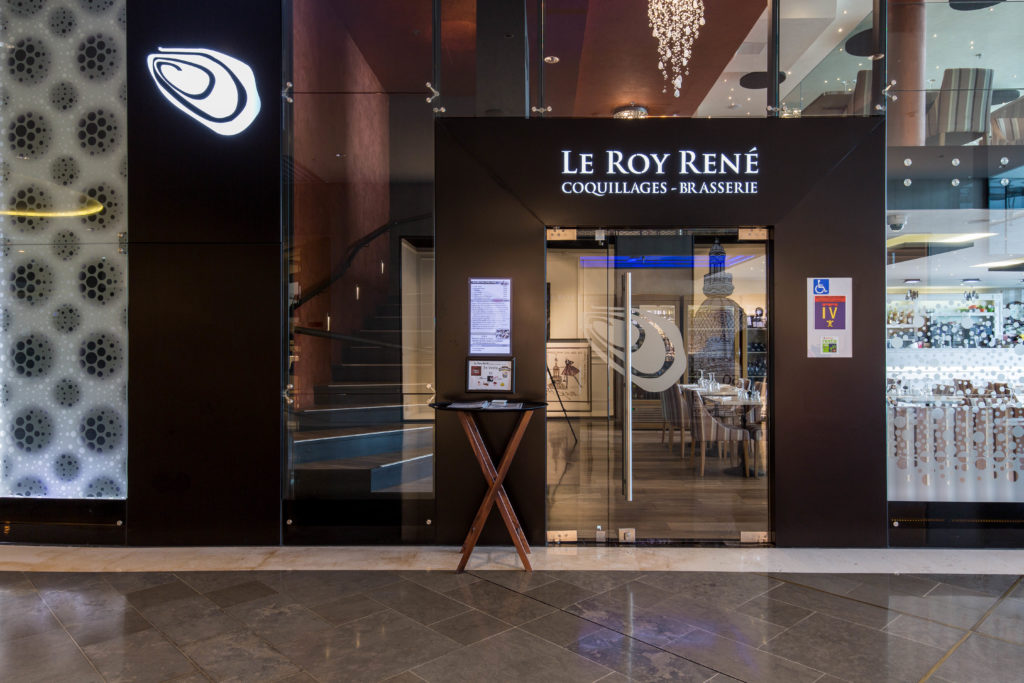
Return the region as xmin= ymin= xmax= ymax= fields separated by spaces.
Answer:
xmin=283 ymin=0 xmax=436 ymax=542
xmin=886 ymin=2 xmax=1024 ymax=510
xmin=0 ymin=1 xmax=128 ymax=500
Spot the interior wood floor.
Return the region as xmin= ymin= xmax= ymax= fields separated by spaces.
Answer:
xmin=547 ymin=419 xmax=768 ymax=541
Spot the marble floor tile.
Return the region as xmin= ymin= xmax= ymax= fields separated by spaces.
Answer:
xmin=310 ymin=593 xmax=389 ymax=625
xmin=136 ymin=594 xmax=239 ymax=647
xmin=28 ymin=571 xmax=107 ymax=594
xmin=761 ymin=612 xmax=945 ymax=682
xmin=655 ymin=593 xmax=786 ymax=648
xmin=976 ymin=593 xmax=1024 ymax=645
xmin=912 ymin=574 xmax=1020 ymax=597
xmin=843 ymin=573 xmax=941 ymax=608
xmin=399 ymin=569 xmax=480 ymax=594
xmin=638 ymin=571 xmax=781 ymax=608
xmin=384 ymin=673 xmax=427 ymax=683
xmin=0 ymin=572 xmax=37 ymax=602
xmin=64 ymin=605 xmax=153 ymax=649
xmin=83 ymin=628 xmax=197 ymax=683
xmin=665 ymin=627 xmax=823 ymax=683
xmin=175 ymin=570 xmax=264 ymax=595
xmin=525 ymin=578 xmax=597 ymax=608
xmin=0 ymin=628 xmax=103 ymax=683
xmin=762 ymin=582 xmax=898 ymax=629
xmin=472 ymin=569 xmax=558 ymax=592
xmin=124 ymin=579 xmax=200 ymax=612
xmin=733 ymin=593 xmax=813 ymax=628
xmin=765 ymin=572 xmax=864 ymax=595
xmin=428 ymin=607 xmax=512 ymax=645
xmin=881 ymin=582 xmax=1000 ymax=630
xmin=445 ymin=580 xmax=556 ymax=625
xmin=543 ymin=570 xmax=648 ymax=594
xmin=568 ymin=628 xmax=715 ymax=681
xmin=882 ymin=613 xmax=967 ymax=650
xmin=182 ymin=629 xmax=302 ymax=681
xmin=318 ymin=570 xmax=403 ymax=597
xmin=934 ymin=632 xmax=1024 ymax=683
xmin=100 ymin=572 xmax=179 ymax=595
xmin=283 ymin=609 xmax=460 ymax=682
xmin=0 ymin=593 xmax=61 ymax=642
xmin=417 ymin=627 xmax=612 ymax=683
xmin=203 ymin=579 xmax=278 ymax=608
xmin=369 ymin=577 xmax=472 ymax=625
xmin=224 ymin=594 xmax=332 ymax=648
xmin=518 ymin=610 xmax=610 ymax=647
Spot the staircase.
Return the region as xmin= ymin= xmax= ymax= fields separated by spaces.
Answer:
xmin=289 ymin=296 xmax=434 ymax=501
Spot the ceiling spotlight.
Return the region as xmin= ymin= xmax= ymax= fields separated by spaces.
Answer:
xmin=613 ymin=103 xmax=648 ymax=119
xmin=543 ymin=55 xmax=560 ymax=64
xmin=962 ymin=278 xmax=981 ymax=284
xmin=904 ymin=278 xmax=921 ymax=284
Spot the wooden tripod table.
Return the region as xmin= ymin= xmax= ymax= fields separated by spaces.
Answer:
xmin=431 ymin=401 xmax=546 ymax=572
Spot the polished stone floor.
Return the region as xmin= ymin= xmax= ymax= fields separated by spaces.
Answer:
xmin=2 ymin=569 xmax=1022 ymax=682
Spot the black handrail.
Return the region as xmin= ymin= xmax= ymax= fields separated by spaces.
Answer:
xmin=290 ymin=213 xmax=432 ymax=312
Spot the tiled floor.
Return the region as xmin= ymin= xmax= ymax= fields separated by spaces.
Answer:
xmin=1 ymin=569 xmax=1021 ymax=682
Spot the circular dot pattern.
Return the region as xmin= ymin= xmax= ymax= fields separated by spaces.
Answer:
xmin=50 ymin=155 xmax=80 ymax=185
xmin=13 ymin=477 xmax=48 ymax=496
xmin=6 ymin=37 xmax=51 ymax=85
xmin=0 ymin=160 xmax=10 ymax=183
xmin=80 ymin=183 xmax=120 ymax=229
xmin=48 ymin=6 xmax=77 ymax=36
xmin=79 ymin=406 xmax=123 ymax=453
xmin=12 ymin=406 xmax=54 ymax=452
xmin=116 ymin=4 xmax=126 ymax=30
xmin=9 ymin=259 xmax=55 ymax=307
xmin=51 ymin=230 xmax=81 ymax=260
xmin=51 ymin=304 xmax=82 ymax=333
xmin=76 ymin=33 xmax=119 ymax=81
xmin=53 ymin=377 xmax=82 ymax=407
xmin=0 ymin=307 xmax=10 ymax=332
xmin=53 ymin=454 xmax=81 ymax=482
xmin=76 ymin=108 xmax=119 ymax=154
xmin=79 ymin=331 xmax=123 ymax=379
xmin=49 ymin=80 xmax=78 ymax=111
xmin=10 ymin=332 xmax=55 ymax=378
xmin=85 ymin=476 xmax=122 ymax=498
xmin=1 ymin=383 xmax=10 ymax=405
xmin=78 ymin=0 xmax=115 ymax=13
xmin=8 ymin=184 xmax=52 ymax=232
xmin=7 ymin=0 xmax=45 ymax=17
xmin=78 ymin=258 xmax=122 ymax=305
xmin=7 ymin=111 xmax=52 ymax=158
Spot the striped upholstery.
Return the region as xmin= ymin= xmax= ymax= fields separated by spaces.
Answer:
xmin=932 ymin=68 xmax=993 ymax=146
xmin=991 ymin=95 xmax=1024 ymax=144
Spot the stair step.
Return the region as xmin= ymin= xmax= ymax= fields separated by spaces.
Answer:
xmin=292 ymin=424 xmax=433 ymax=464
xmin=295 ymin=404 xmax=407 ymax=429
xmin=292 ymin=453 xmax=433 ymax=498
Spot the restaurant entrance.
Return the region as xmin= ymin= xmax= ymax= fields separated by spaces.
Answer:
xmin=545 ymin=227 xmax=771 ymax=543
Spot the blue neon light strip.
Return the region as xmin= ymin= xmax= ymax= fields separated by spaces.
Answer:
xmin=578 ymin=254 xmax=756 ymax=269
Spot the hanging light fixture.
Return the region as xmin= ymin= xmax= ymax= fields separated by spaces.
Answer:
xmin=648 ymin=0 xmax=706 ymax=97
xmin=613 ymin=103 xmax=649 ymax=119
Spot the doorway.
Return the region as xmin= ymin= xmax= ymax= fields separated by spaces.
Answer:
xmin=545 ymin=227 xmax=771 ymax=543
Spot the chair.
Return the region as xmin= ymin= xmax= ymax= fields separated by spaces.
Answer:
xmin=928 ymin=68 xmax=994 ymax=146
xmin=990 ymin=94 xmax=1024 ymax=145
xmin=845 ymin=70 xmax=873 ymax=116
xmin=659 ymin=385 xmax=692 ymax=459
xmin=691 ymin=391 xmax=757 ymax=477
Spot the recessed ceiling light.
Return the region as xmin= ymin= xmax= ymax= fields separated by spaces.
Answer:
xmin=962 ymin=278 xmax=981 ymax=284
xmin=904 ymin=278 xmax=921 ymax=284
xmin=543 ymin=55 xmax=559 ymax=64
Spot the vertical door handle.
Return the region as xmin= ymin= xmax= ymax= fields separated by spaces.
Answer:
xmin=623 ymin=272 xmax=633 ymax=502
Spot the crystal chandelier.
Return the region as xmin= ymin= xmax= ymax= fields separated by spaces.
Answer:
xmin=648 ymin=0 xmax=706 ymax=97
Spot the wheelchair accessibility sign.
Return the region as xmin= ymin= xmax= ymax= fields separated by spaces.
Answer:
xmin=807 ymin=277 xmax=852 ymax=358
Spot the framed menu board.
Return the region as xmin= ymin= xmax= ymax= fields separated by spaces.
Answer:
xmin=469 ymin=278 xmax=512 ymax=355
xmin=467 ymin=358 xmax=515 ymax=392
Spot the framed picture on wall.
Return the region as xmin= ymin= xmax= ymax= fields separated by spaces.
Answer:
xmin=546 ymin=340 xmax=591 ymax=413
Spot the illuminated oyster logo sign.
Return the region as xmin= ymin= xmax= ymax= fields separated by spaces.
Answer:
xmin=587 ymin=307 xmax=686 ymax=392
xmin=147 ymin=47 xmax=261 ymax=136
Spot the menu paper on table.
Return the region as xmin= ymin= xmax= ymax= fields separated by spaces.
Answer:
xmin=469 ymin=278 xmax=511 ymax=355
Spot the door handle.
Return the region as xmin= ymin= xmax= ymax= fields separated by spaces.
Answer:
xmin=623 ymin=272 xmax=633 ymax=502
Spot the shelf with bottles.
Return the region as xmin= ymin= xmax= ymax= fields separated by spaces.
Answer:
xmin=886 ymin=293 xmax=1003 ymax=348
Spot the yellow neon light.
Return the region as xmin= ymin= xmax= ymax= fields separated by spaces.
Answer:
xmin=0 ymin=197 xmax=103 ymax=218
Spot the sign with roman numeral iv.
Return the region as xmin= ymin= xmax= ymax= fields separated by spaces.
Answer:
xmin=807 ymin=277 xmax=852 ymax=358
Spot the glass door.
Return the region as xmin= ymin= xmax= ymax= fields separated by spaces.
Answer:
xmin=546 ymin=228 xmax=770 ymax=543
